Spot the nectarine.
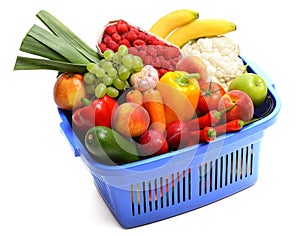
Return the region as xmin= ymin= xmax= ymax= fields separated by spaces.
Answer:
xmin=53 ymin=73 xmax=87 ymax=111
xmin=218 ymin=90 xmax=254 ymax=122
xmin=112 ymin=102 xmax=150 ymax=137
xmin=175 ymin=55 xmax=208 ymax=85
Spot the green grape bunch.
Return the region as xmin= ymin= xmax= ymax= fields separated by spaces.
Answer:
xmin=83 ymin=45 xmax=144 ymax=99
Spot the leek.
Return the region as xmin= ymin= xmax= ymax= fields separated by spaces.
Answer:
xmin=14 ymin=10 xmax=102 ymax=73
xmin=36 ymin=10 xmax=101 ymax=64
xmin=14 ymin=56 xmax=87 ymax=73
xmin=20 ymin=35 xmax=67 ymax=62
xmin=27 ymin=24 xmax=90 ymax=64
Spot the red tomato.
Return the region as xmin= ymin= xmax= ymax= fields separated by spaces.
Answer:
xmin=198 ymin=81 xmax=226 ymax=114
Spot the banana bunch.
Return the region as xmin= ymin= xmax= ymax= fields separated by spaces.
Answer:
xmin=149 ymin=9 xmax=236 ymax=48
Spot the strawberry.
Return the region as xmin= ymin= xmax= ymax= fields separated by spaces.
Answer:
xmin=104 ymin=25 xmax=117 ymax=35
xmin=157 ymin=68 xmax=169 ymax=78
xmin=143 ymin=55 xmax=153 ymax=65
xmin=128 ymin=47 xmax=139 ymax=56
xmin=138 ymin=50 xmax=147 ymax=59
xmin=116 ymin=20 xmax=129 ymax=34
xmin=152 ymin=57 xmax=162 ymax=67
xmin=132 ymin=39 xmax=146 ymax=47
xmin=137 ymin=32 xmax=146 ymax=40
xmin=111 ymin=33 xmax=121 ymax=43
xmin=145 ymin=35 xmax=157 ymax=45
xmin=103 ymin=35 xmax=112 ymax=43
xmin=145 ymin=45 xmax=157 ymax=57
xmin=119 ymin=39 xmax=131 ymax=48
xmin=98 ymin=43 xmax=107 ymax=53
xmin=107 ymin=40 xmax=119 ymax=52
xmin=125 ymin=30 xmax=138 ymax=42
xmin=161 ymin=59 xmax=172 ymax=70
xmin=171 ymin=57 xmax=180 ymax=67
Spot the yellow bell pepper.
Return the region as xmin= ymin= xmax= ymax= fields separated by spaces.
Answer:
xmin=156 ymin=71 xmax=200 ymax=124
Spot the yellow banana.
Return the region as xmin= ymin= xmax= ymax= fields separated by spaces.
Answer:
xmin=149 ymin=9 xmax=199 ymax=39
xmin=166 ymin=19 xmax=237 ymax=48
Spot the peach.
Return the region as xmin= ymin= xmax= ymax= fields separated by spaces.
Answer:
xmin=175 ymin=55 xmax=208 ymax=85
xmin=53 ymin=73 xmax=87 ymax=111
xmin=112 ymin=102 xmax=150 ymax=137
xmin=217 ymin=90 xmax=254 ymax=122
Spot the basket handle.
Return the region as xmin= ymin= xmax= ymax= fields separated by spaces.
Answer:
xmin=58 ymin=109 xmax=81 ymax=157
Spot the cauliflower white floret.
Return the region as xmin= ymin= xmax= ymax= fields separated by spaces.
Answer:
xmin=181 ymin=36 xmax=246 ymax=90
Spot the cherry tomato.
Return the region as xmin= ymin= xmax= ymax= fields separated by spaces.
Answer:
xmin=198 ymin=81 xmax=226 ymax=114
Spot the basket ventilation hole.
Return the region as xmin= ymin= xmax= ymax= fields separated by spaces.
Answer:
xmin=130 ymin=168 xmax=192 ymax=216
xmin=198 ymin=144 xmax=254 ymax=196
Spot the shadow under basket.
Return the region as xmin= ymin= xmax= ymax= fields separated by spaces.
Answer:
xmin=58 ymin=56 xmax=281 ymax=228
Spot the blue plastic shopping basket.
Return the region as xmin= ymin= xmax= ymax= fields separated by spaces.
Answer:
xmin=58 ymin=56 xmax=281 ymax=228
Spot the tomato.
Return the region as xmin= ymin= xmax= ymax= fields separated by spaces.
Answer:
xmin=198 ymin=81 xmax=226 ymax=114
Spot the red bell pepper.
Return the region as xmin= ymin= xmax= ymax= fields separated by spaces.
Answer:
xmin=72 ymin=95 xmax=118 ymax=134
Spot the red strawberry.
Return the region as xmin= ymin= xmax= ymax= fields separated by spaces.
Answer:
xmin=116 ymin=20 xmax=129 ymax=34
xmin=152 ymin=57 xmax=162 ymax=67
xmin=111 ymin=33 xmax=121 ymax=43
xmin=98 ymin=43 xmax=107 ymax=52
xmin=119 ymin=39 xmax=131 ymax=48
xmin=157 ymin=68 xmax=169 ymax=78
xmin=143 ymin=55 xmax=153 ymax=65
xmin=146 ymin=45 xmax=157 ymax=57
xmin=104 ymin=25 xmax=117 ymax=35
xmin=155 ymin=45 xmax=164 ymax=56
xmin=132 ymin=39 xmax=146 ymax=47
xmin=161 ymin=59 xmax=172 ymax=70
xmin=138 ymin=50 xmax=147 ymax=59
xmin=125 ymin=30 xmax=138 ymax=42
xmin=103 ymin=35 xmax=112 ymax=43
xmin=107 ymin=40 xmax=119 ymax=52
xmin=145 ymin=35 xmax=157 ymax=45
xmin=128 ymin=47 xmax=139 ymax=56
xmin=137 ymin=32 xmax=146 ymax=40
xmin=172 ymin=57 xmax=180 ymax=66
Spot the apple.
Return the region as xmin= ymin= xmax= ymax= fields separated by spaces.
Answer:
xmin=137 ymin=130 xmax=168 ymax=158
xmin=166 ymin=121 xmax=190 ymax=150
xmin=218 ymin=90 xmax=254 ymax=122
xmin=175 ymin=55 xmax=208 ymax=85
xmin=112 ymin=102 xmax=150 ymax=137
xmin=53 ymin=72 xmax=87 ymax=110
xmin=228 ymin=73 xmax=267 ymax=107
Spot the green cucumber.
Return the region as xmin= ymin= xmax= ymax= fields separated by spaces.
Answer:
xmin=85 ymin=126 xmax=139 ymax=165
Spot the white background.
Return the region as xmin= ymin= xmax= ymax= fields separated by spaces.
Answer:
xmin=1 ymin=0 xmax=299 ymax=235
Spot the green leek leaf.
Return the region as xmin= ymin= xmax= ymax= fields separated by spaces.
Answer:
xmin=28 ymin=24 xmax=90 ymax=64
xmin=14 ymin=56 xmax=87 ymax=73
xmin=20 ymin=35 xmax=68 ymax=62
xmin=36 ymin=10 xmax=101 ymax=63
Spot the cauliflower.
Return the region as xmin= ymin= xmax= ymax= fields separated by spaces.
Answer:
xmin=181 ymin=36 xmax=246 ymax=90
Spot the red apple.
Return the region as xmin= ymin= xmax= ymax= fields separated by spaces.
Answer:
xmin=112 ymin=102 xmax=150 ymax=137
xmin=166 ymin=121 xmax=190 ymax=150
xmin=217 ymin=90 xmax=254 ymax=122
xmin=53 ymin=72 xmax=87 ymax=111
xmin=137 ymin=130 xmax=168 ymax=158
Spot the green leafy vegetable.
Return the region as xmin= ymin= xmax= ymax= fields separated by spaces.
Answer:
xmin=14 ymin=10 xmax=102 ymax=72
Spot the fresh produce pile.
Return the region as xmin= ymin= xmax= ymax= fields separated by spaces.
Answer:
xmin=14 ymin=9 xmax=269 ymax=165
